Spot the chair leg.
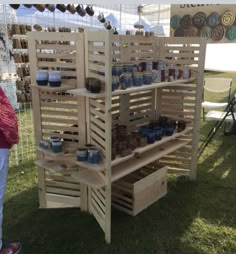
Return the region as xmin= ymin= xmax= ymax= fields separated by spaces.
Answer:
xmin=202 ymin=108 xmax=205 ymax=121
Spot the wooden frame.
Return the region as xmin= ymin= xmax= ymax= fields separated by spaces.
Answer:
xmin=29 ymin=31 xmax=206 ymax=243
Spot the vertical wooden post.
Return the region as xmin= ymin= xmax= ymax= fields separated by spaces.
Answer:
xmin=104 ymin=31 xmax=112 ymax=244
xmin=190 ymin=37 xmax=207 ymax=180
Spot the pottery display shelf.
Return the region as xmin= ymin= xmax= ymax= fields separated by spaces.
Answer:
xmin=35 ymin=159 xmax=77 ymax=173
xmin=70 ymin=126 xmax=193 ymax=188
xmin=35 ymin=145 xmax=74 ymax=158
xmin=67 ymin=78 xmax=196 ymax=98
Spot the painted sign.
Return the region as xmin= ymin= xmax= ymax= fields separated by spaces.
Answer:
xmin=171 ymin=4 xmax=236 ymax=43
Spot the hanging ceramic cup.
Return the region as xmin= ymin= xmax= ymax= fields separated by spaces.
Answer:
xmin=46 ymin=4 xmax=55 ymax=12
xmin=97 ymin=13 xmax=105 ymax=23
xmin=104 ymin=20 xmax=112 ymax=30
xmin=76 ymin=4 xmax=86 ymax=17
xmin=9 ymin=4 xmax=20 ymax=10
xmin=85 ymin=5 xmax=94 ymax=16
xmin=36 ymin=70 xmax=48 ymax=86
xmin=23 ymin=4 xmax=32 ymax=8
xmin=112 ymin=27 xmax=118 ymax=35
xmin=56 ymin=4 xmax=66 ymax=13
xmin=34 ymin=4 xmax=45 ymax=12
xmin=67 ymin=4 xmax=76 ymax=14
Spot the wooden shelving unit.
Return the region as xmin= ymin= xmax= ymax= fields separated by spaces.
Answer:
xmin=29 ymin=31 xmax=206 ymax=244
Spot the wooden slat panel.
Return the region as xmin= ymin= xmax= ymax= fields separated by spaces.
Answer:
xmin=41 ymin=102 xmax=78 ymax=110
xmin=37 ymin=52 xmax=76 ymax=60
xmin=90 ymin=115 xmax=106 ymax=131
xmin=46 ymin=187 xmax=80 ymax=196
xmin=40 ymin=93 xmax=77 ymax=101
xmin=42 ymin=117 xmax=78 ymax=125
xmin=38 ymin=61 xmax=75 ymax=69
xmin=41 ymin=109 xmax=78 ymax=117
xmin=37 ymin=44 xmax=76 ymax=50
xmin=90 ymin=107 xmax=106 ymax=120
xmin=46 ymin=180 xmax=80 ymax=190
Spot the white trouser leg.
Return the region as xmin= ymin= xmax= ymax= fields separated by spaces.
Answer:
xmin=0 ymin=149 xmax=10 ymax=250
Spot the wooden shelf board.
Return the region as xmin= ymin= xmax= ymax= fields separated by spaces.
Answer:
xmin=35 ymin=159 xmax=76 ymax=172
xmin=111 ymin=78 xmax=196 ymax=96
xmin=111 ymin=127 xmax=192 ymax=167
xmin=72 ymin=170 xmax=105 ymax=188
xmin=75 ymin=160 xmax=104 ymax=172
xmin=67 ymin=78 xmax=195 ymax=98
xmin=135 ymin=127 xmax=193 ymax=154
xmin=67 ymin=88 xmax=105 ymax=98
xmin=35 ymin=146 xmax=75 ymax=159
xmin=111 ymin=139 xmax=191 ymax=182
xmin=30 ymin=83 xmax=76 ymax=92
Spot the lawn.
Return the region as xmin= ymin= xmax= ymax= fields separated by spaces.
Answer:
xmin=4 ymin=72 xmax=236 ymax=254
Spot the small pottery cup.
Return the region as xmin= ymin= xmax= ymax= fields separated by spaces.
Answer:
xmin=56 ymin=4 xmax=66 ymax=13
xmin=51 ymin=140 xmax=63 ymax=153
xmin=104 ymin=20 xmax=112 ymax=30
xmin=10 ymin=4 xmax=20 ymax=10
xmin=87 ymin=148 xmax=100 ymax=164
xmin=97 ymin=13 xmax=105 ymax=23
xmin=147 ymin=132 xmax=156 ymax=144
xmin=46 ymin=4 xmax=55 ymax=12
xmin=48 ymin=71 xmax=61 ymax=87
xmin=76 ymin=4 xmax=86 ymax=17
xmin=85 ymin=5 xmax=94 ymax=16
xmin=112 ymin=27 xmax=118 ymax=35
xmin=143 ymin=72 xmax=153 ymax=85
xmin=36 ymin=70 xmax=48 ymax=86
xmin=34 ymin=4 xmax=45 ymax=12
xmin=120 ymin=73 xmax=132 ymax=88
xmin=23 ymin=4 xmax=32 ymax=8
xmin=67 ymin=4 xmax=76 ymax=14
xmin=85 ymin=77 xmax=102 ymax=93
xmin=39 ymin=140 xmax=50 ymax=150
xmin=77 ymin=147 xmax=88 ymax=161
xmin=133 ymin=72 xmax=143 ymax=86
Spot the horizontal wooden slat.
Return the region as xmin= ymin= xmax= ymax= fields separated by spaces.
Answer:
xmin=38 ymin=61 xmax=75 ymax=69
xmin=46 ymin=180 xmax=80 ymax=190
xmin=46 ymin=187 xmax=80 ymax=196
xmin=41 ymin=109 xmax=78 ymax=117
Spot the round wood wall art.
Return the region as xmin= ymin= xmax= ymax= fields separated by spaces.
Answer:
xmin=193 ymin=12 xmax=206 ymax=28
xmin=180 ymin=14 xmax=192 ymax=29
xmin=206 ymin=12 xmax=220 ymax=28
xmin=211 ymin=25 xmax=225 ymax=41
xmin=226 ymin=25 xmax=236 ymax=40
xmin=221 ymin=10 xmax=235 ymax=27
xmin=184 ymin=26 xmax=199 ymax=37
xmin=170 ymin=15 xmax=181 ymax=29
xmin=174 ymin=27 xmax=185 ymax=37
xmin=200 ymin=26 xmax=212 ymax=38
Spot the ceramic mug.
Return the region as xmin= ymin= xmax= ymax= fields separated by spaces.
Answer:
xmin=85 ymin=5 xmax=94 ymax=16
xmin=66 ymin=4 xmax=76 ymax=14
xmin=56 ymin=4 xmax=66 ymax=13
xmin=46 ymin=4 xmax=55 ymax=12
xmin=48 ymin=71 xmax=61 ymax=87
xmin=77 ymin=148 xmax=88 ymax=161
xmin=34 ymin=4 xmax=45 ymax=12
xmin=51 ymin=140 xmax=63 ymax=153
xmin=104 ymin=20 xmax=112 ymax=30
xmin=9 ymin=4 xmax=20 ymax=10
xmin=36 ymin=70 xmax=48 ymax=86
xmin=76 ymin=4 xmax=86 ymax=17
xmin=97 ymin=13 xmax=105 ymax=23
xmin=23 ymin=4 xmax=32 ymax=8
xmin=87 ymin=148 xmax=100 ymax=164
xmin=112 ymin=27 xmax=118 ymax=35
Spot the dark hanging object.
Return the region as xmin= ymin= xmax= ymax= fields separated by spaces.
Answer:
xmin=76 ymin=4 xmax=86 ymax=17
xmin=34 ymin=4 xmax=45 ymax=12
xmin=113 ymin=27 xmax=118 ymax=35
xmin=23 ymin=4 xmax=32 ymax=8
xmin=46 ymin=4 xmax=56 ymax=12
xmin=9 ymin=4 xmax=20 ymax=10
xmin=56 ymin=4 xmax=66 ymax=13
xmin=97 ymin=13 xmax=105 ymax=23
xmin=85 ymin=5 xmax=94 ymax=16
xmin=66 ymin=4 xmax=76 ymax=14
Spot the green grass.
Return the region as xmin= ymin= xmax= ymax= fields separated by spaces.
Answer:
xmin=3 ymin=72 xmax=236 ymax=254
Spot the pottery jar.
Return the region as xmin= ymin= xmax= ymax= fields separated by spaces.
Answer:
xmin=76 ymin=4 xmax=86 ymax=17
xmin=87 ymin=148 xmax=100 ymax=164
xmin=133 ymin=72 xmax=143 ymax=86
xmin=51 ymin=140 xmax=63 ymax=153
xmin=85 ymin=5 xmax=94 ymax=16
xmin=143 ymin=72 xmax=153 ymax=85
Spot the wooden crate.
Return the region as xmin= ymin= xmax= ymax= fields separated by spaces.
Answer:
xmin=112 ymin=164 xmax=167 ymax=216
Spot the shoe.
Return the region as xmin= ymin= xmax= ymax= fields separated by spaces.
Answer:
xmin=0 ymin=241 xmax=22 ymax=254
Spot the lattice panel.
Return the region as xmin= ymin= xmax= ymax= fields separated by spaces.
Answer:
xmin=90 ymin=187 xmax=106 ymax=232
xmin=111 ymin=35 xmax=158 ymax=63
xmin=45 ymin=171 xmax=81 ymax=208
xmin=128 ymin=90 xmax=155 ymax=128
xmin=89 ymin=98 xmax=106 ymax=155
xmin=40 ymin=91 xmax=79 ymax=147
xmin=159 ymin=37 xmax=204 ymax=73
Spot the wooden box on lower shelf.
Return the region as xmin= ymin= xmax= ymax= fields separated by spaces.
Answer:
xmin=112 ymin=164 xmax=167 ymax=216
